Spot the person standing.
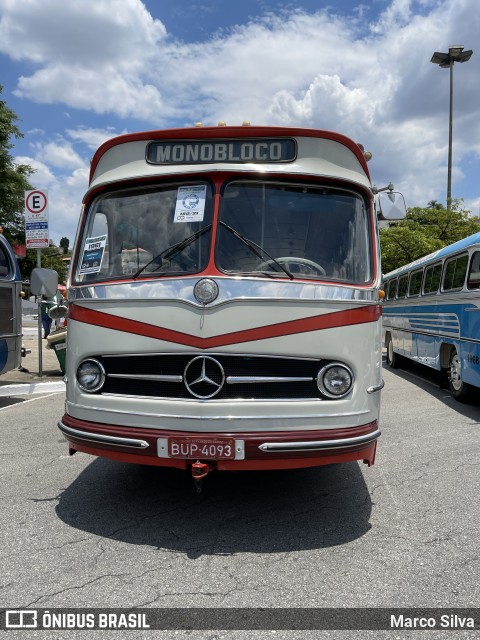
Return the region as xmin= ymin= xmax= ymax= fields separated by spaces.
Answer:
xmin=40 ymin=294 xmax=55 ymax=338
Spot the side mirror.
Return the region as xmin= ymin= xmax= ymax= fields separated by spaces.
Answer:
xmin=377 ymin=192 xmax=407 ymax=220
xmin=30 ymin=267 xmax=58 ymax=297
xmin=48 ymin=304 xmax=68 ymax=320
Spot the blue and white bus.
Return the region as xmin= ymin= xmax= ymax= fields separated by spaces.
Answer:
xmin=382 ymin=232 xmax=480 ymax=401
xmin=0 ymin=234 xmax=23 ymax=376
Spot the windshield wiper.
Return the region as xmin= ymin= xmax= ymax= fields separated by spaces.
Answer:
xmin=132 ymin=224 xmax=212 ymax=279
xmin=219 ymin=221 xmax=293 ymax=279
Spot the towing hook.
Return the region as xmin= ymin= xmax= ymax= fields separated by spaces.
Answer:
xmin=191 ymin=460 xmax=212 ymax=480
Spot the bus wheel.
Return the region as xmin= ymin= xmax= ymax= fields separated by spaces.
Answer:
xmin=448 ymin=349 xmax=472 ymax=402
xmin=386 ymin=335 xmax=399 ymax=368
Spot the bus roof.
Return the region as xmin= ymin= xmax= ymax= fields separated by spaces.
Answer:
xmin=384 ymin=231 xmax=480 ymax=278
xmin=87 ymin=125 xmax=372 ymax=198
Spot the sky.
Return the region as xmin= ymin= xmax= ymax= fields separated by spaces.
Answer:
xmin=1 ymin=0 xmax=479 ymax=246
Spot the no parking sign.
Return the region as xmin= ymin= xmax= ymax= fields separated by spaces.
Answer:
xmin=25 ymin=189 xmax=49 ymax=248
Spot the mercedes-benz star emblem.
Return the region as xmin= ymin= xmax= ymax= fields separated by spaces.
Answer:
xmin=184 ymin=356 xmax=225 ymax=399
xmin=194 ymin=278 xmax=219 ymax=304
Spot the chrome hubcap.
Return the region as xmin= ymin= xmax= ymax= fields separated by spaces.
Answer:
xmin=450 ymin=354 xmax=462 ymax=391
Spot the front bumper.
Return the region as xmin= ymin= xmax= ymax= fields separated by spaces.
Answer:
xmin=58 ymin=415 xmax=380 ymax=470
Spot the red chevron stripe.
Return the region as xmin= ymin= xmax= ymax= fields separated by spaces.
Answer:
xmin=69 ymin=303 xmax=381 ymax=348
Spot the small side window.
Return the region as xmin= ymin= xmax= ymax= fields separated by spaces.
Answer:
xmin=423 ymin=263 xmax=442 ymax=295
xmin=408 ymin=269 xmax=423 ymax=297
xmin=384 ymin=280 xmax=391 ymax=300
xmin=467 ymin=251 xmax=480 ymax=290
xmin=387 ymin=278 xmax=398 ymax=300
xmin=443 ymin=254 xmax=469 ymax=291
xmin=397 ymin=275 xmax=408 ymax=299
xmin=0 ymin=245 xmax=11 ymax=278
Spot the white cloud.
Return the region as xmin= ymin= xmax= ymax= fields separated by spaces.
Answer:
xmin=0 ymin=0 xmax=167 ymax=120
xmin=465 ymin=197 xmax=480 ymax=218
xmin=66 ymin=127 xmax=127 ymax=150
xmin=33 ymin=140 xmax=86 ymax=171
xmin=0 ymin=0 xmax=165 ymax=64
xmin=15 ymin=65 xmax=165 ymax=121
xmin=15 ymin=156 xmax=56 ymax=187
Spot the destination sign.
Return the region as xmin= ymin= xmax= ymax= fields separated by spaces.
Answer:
xmin=146 ymin=138 xmax=296 ymax=165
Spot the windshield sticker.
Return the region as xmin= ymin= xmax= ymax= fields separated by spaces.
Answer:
xmin=174 ymin=185 xmax=207 ymax=223
xmin=79 ymin=235 xmax=107 ymax=274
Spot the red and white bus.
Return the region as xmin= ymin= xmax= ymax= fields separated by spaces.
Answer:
xmin=59 ymin=124 xmax=405 ymax=479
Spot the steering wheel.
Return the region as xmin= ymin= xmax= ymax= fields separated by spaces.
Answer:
xmin=257 ymin=256 xmax=326 ymax=276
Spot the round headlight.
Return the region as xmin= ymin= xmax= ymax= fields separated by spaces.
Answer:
xmin=317 ymin=363 xmax=353 ymax=398
xmin=76 ymin=358 xmax=105 ymax=392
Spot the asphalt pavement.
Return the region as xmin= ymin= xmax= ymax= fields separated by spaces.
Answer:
xmin=0 ymin=319 xmax=65 ymax=395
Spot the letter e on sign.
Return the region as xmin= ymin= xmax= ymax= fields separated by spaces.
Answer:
xmin=25 ymin=190 xmax=48 ymax=215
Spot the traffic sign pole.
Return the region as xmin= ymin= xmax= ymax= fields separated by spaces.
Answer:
xmin=25 ymin=189 xmax=49 ymax=377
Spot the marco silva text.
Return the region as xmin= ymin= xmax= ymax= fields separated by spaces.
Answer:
xmin=391 ymin=614 xmax=476 ymax=629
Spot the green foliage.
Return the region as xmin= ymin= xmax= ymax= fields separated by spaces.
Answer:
xmin=20 ymin=245 xmax=68 ymax=283
xmin=0 ymin=84 xmax=35 ymax=245
xmin=59 ymin=236 xmax=70 ymax=254
xmin=380 ymin=200 xmax=480 ymax=274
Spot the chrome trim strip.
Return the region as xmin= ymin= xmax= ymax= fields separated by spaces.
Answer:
xmin=96 ymin=392 xmax=322 ymax=401
xmin=69 ymin=276 xmax=376 ymax=305
xmin=108 ymin=373 xmax=183 ymax=383
xmin=381 ymin=326 xmax=480 ymax=346
xmin=258 ymin=429 xmax=381 ymax=452
xmin=367 ymin=380 xmax=385 ymax=394
xmin=58 ymin=421 xmax=149 ymax=449
xmin=66 ymin=401 xmax=371 ymax=420
xmin=102 ymin=351 xmax=320 ymax=361
xmin=226 ymin=376 xmax=313 ymax=384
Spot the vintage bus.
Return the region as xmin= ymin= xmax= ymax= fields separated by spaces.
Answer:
xmin=383 ymin=232 xmax=480 ymax=402
xmin=0 ymin=234 xmax=23 ymax=375
xmin=58 ymin=124 xmax=405 ymax=479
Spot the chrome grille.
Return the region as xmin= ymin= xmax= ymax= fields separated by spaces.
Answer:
xmin=95 ymin=353 xmax=329 ymax=400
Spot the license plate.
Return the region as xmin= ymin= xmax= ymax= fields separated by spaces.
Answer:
xmin=168 ymin=437 xmax=235 ymax=460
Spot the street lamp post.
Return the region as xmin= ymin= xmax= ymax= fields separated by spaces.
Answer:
xmin=431 ymin=45 xmax=473 ymax=210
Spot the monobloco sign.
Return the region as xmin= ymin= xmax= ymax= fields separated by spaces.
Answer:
xmin=146 ymin=138 xmax=297 ymax=165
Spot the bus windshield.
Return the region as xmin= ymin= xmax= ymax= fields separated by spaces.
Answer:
xmin=75 ymin=179 xmax=371 ymax=284
xmin=216 ymin=182 xmax=371 ymax=283
xmin=76 ymin=182 xmax=214 ymax=283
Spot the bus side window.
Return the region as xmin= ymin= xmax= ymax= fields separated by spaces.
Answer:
xmin=397 ymin=275 xmax=408 ymax=299
xmin=443 ymin=253 xmax=469 ymax=291
xmin=384 ymin=279 xmax=392 ymax=300
xmin=389 ymin=278 xmax=398 ymax=300
xmin=467 ymin=251 xmax=480 ymax=290
xmin=0 ymin=245 xmax=10 ymax=278
xmin=408 ymin=269 xmax=423 ymax=297
xmin=423 ymin=263 xmax=442 ymax=295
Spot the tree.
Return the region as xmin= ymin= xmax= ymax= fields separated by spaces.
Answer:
xmin=59 ymin=236 xmax=70 ymax=254
xmin=380 ymin=200 xmax=480 ymax=274
xmin=0 ymin=84 xmax=35 ymax=245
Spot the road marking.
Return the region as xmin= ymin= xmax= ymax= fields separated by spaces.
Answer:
xmin=0 ymin=381 xmax=65 ymax=398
